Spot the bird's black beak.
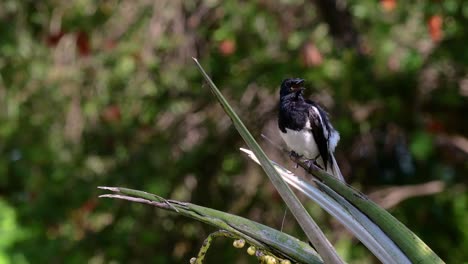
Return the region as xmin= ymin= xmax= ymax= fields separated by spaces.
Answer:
xmin=293 ymin=79 xmax=304 ymax=86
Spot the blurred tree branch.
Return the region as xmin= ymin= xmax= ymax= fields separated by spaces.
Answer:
xmin=368 ymin=181 xmax=445 ymax=209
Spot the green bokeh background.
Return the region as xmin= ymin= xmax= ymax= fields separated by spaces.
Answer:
xmin=0 ymin=0 xmax=467 ymax=263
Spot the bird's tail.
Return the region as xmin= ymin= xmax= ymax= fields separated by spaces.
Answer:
xmin=326 ymin=154 xmax=345 ymax=182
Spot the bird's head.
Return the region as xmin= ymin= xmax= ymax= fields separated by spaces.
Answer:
xmin=280 ymin=78 xmax=305 ymax=98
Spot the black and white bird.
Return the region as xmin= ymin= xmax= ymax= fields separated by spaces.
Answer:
xmin=278 ymin=78 xmax=345 ymax=182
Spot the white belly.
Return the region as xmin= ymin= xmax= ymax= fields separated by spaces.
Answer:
xmin=279 ymin=128 xmax=319 ymax=159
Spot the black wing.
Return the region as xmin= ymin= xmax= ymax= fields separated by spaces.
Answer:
xmin=307 ymin=104 xmax=330 ymax=169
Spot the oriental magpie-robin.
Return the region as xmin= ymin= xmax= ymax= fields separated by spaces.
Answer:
xmin=278 ymin=78 xmax=345 ymax=182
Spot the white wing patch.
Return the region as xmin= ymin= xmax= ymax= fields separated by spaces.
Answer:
xmin=328 ymin=130 xmax=340 ymax=152
xmin=311 ymin=106 xmax=329 ymax=139
xmin=310 ymin=105 xmax=340 ymax=152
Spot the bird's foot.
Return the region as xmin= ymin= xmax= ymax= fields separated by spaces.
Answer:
xmin=289 ymin=151 xmax=302 ymax=159
xmin=304 ymin=158 xmax=323 ymax=171
xmin=289 ymin=151 xmax=302 ymax=168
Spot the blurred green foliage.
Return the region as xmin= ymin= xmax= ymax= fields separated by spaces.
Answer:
xmin=0 ymin=0 xmax=466 ymax=263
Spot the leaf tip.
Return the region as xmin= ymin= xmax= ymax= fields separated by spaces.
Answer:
xmin=239 ymin=148 xmax=252 ymax=155
xmin=97 ymin=186 xmax=120 ymax=192
xmin=98 ymin=194 xmax=114 ymax=199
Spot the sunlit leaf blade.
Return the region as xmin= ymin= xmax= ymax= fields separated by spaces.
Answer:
xmin=290 ymin=155 xmax=445 ymax=264
xmin=192 ymin=58 xmax=344 ymax=264
xmin=314 ymin=181 xmax=410 ymax=264
xmin=98 ymin=186 xmax=323 ymax=264
xmin=240 ymin=148 xmax=410 ymax=264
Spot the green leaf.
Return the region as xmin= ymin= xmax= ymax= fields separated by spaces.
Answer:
xmin=410 ymin=132 xmax=434 ymax=161
xmin=240 ymin=148 xmax=410 ymax=264
xmin=289 ymin=156 xmax=445 ymax=264
xmin=192 ymin=58 xmax=344 ymax=264
xmin=98 ymin=187 xmax=323 ymax=264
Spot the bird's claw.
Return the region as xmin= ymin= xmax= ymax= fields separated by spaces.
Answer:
xmin=289 ymin=151 xmax=302 ymax=168
xmin=304 ymin=159 xmax=323 ymax=171
xmin=289 ymin=151 xmax=301 ymax=160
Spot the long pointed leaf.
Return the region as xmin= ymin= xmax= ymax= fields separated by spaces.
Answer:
xmin=193 ymin=58 xmax=344 ymax=264
xmin=240 ymin=148 xmax=410 ymax=264
xmin=98 ymin=187 xmax=323 ymax=264
xmin=289 ymin=154 xmax=445 ymax=264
